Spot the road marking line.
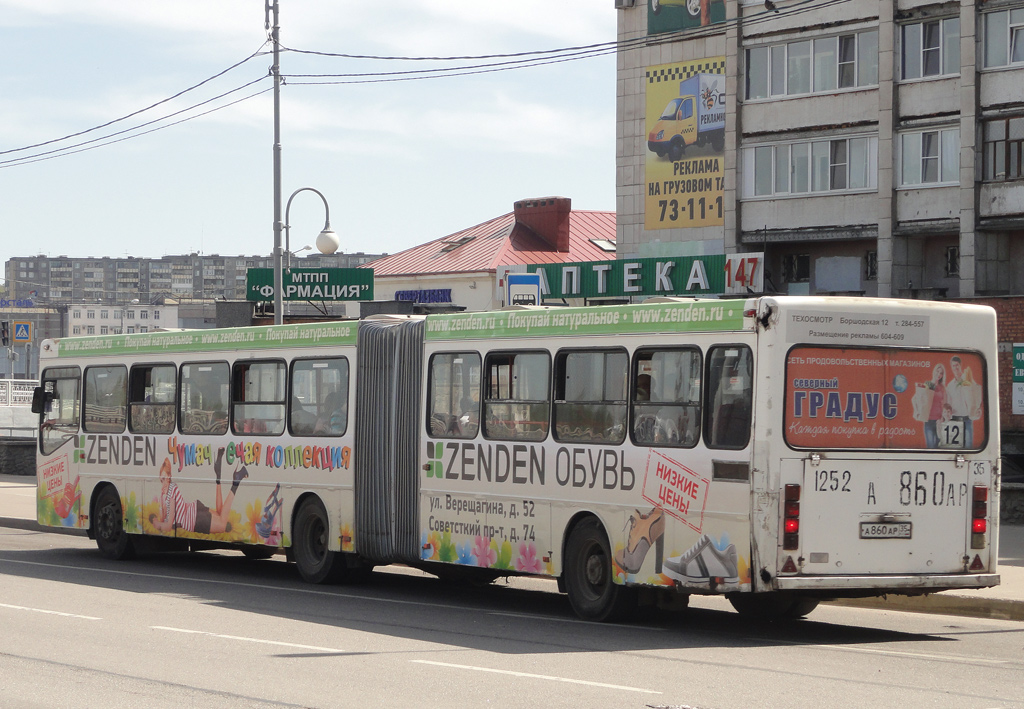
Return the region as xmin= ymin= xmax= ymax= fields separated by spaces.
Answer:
xmin=411 ymin=660 xmax=661 ymax=694
xmin=151 ymin=625 xmax=343 ymax=653
xmin=0 ymin=602 xmax=100 ymax=620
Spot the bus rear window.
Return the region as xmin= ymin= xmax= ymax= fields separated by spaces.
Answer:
xmin=785 ymin=346 xmax=987 ymax=450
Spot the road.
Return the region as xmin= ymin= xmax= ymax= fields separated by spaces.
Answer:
xmin=1 ymin=527 xmax=1022 ymax=709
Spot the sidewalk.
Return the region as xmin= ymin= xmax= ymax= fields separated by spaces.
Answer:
xmin=1 ymin=474 xmax=1021 ymax=620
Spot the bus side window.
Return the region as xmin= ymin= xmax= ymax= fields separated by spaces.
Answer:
xmin=483 ymin=351 xmax=550 ymax=442
xmin=428 ymin=352 xmax=481 ymax=439
xmin=705 ymin=346 xmax=753 ymax=449
xmin=290 ymin=357 xmax=348 ymax=437
xmin=40 ymin=367 xmax=81 ymax=455
xmin=128 ymin=364 xmax=176 ymax=434
xmin=83 ymin=365 xmax=128 ymax=434
xmin=553 ymin=349 xmax=627 ymax=445
xmin=232 ymin=360 xmax=286 ymax=436
xmin=631 ymin=348 xmax=702 ymax=448
xmin=180 ymin=362 xmax=230 ymax=435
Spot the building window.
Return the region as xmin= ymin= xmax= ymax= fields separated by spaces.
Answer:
xmin=153 ymin=310 xmax=160 ymax=320
xmin=87 ymin=326 xmax=95 ymax=335
xmin=72 ymin=326 xmax=81 ymax=335
xmin=982 ymin=115 xmax=1024 ymax=181
xmin=902 ymin=18 xmax=960 ymax=79
xmin=140 ymin=311 xmax=149 ymax=319
xmin=984 ymin=8 xmax=1024 ymax=68
xmin=100 ymin=310 xmax=109 ymax=319
xmin=945 ymin=245 xmax=960 ymax=277
xmin=114 ymin=311 xmax=122 ymax=320
xmin=900 ymin=128 xmax=959 ymax=185
xmin=100 ymin=326 xmax=109 ymax=335
xmin=743 ymin=136 xmax=877 ymax=197
xmin=126 ymin=311 xmax=135 ymax=320
xmin=866 ymin=251 xmax=878 ymax=280
xmin=746 ymin=30 xmax=878 ymax=99
xmin=783 ymin=254 xmax=811 ymax=282
xmin=86 ymin=310 xmax=95 ymax=319
xmin=73 ymin=310 xmax=81 ymax=319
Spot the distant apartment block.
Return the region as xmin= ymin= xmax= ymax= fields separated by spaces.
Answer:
xmin=4 ymin=251 xmax=383 ymax=306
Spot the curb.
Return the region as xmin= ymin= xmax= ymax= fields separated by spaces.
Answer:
xmin=828 ymin=594 xmax=1024 ymax=622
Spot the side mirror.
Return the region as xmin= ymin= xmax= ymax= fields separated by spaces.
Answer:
xmin=30 ymin=386 xmax=52 ymax=414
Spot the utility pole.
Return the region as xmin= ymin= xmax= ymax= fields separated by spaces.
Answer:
xmin=269 ymin=0 xmax=284 ymax=325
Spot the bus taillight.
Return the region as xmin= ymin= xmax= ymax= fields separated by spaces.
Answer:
xmin=971 ymin=486 xmax=988 ymax=549
xmin=783 ymin=484 xmax=800 ymax=550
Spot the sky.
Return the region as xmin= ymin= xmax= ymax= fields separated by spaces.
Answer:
xmin=0 ymin=0 xmax=617 ymax=278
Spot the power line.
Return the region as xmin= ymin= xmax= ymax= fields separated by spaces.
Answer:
xmin=0 ymin=41 xmax=270 ymax=158
xmin=1 ymin=85 xmax=272 ymax=170
xmin=0 ymin=76 xmax=270 ymax=168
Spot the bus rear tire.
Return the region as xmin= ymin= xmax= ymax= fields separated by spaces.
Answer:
xmin=564 ymin=517 xmax=635 ymax=622
xmin=93 ymin=485 xmax=136 ymax=561
xmin=293 ymin=497 xmax=346 ymax=584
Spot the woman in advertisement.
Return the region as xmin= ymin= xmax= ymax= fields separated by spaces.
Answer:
xmin=915 ymin=363 xmax=947 ymax=448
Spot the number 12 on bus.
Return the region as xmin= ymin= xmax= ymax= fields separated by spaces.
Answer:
xmin=31 ymin=296 xmax=1000 ymax=622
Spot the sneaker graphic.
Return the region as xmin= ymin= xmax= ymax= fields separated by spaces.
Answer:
xmin=663 ymin=534 xmax=739 ymax=584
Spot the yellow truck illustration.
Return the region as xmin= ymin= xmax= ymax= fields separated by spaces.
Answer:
xmin=647 ymin=72 xmax=725 ymax=161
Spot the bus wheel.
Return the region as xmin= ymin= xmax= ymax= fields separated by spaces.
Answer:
xmin=564 ymin=518 xmax=635 ymax=622
xmin=93 ymin=486 xmax=136 ymax=561
xmin=728 ymin=593 xmax=818 ymax=620
xmin=293 ymin=497 xmax=346 ymax=584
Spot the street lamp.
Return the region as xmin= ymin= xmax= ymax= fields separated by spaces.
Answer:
xmin=274 ymin=187 xmax=339 ymax=324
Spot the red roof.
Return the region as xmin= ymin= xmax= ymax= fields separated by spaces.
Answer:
xmin=365 ymin=206 xmax=615 ymax=277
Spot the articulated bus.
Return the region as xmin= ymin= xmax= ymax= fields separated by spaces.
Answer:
xmin=32 ymin=296 xmax=1000 ymax=621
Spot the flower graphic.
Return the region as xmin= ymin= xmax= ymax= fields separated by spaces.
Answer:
xmin=243 ymin=500 xmax=262 ymax=542
xmin=456 ymin=541 xmax=475 ymax=565
xmin=473 ymin=535 xmax=496 ymax=567
xmin=515 ymin=542 xmax=542 ymax=573
xmin=420 ymin=530 xmax=442 ymax=560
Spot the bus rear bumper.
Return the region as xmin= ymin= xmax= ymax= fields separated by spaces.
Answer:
xmin=772 ymin=573 xmax=1000 ymax=596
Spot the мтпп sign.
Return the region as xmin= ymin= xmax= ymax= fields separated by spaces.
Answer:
xmin=247 ymin=268 xmax=374 ymax=302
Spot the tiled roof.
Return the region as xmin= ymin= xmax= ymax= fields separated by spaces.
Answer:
xmin=365 ymin=208 xmax=615 ymax=277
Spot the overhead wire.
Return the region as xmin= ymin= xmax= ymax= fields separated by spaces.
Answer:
xmin=0 ymin=76 xmax=271 ymax=168
xmin=0 ymin=41 xmax=271 ymax=157
xmin=1 ymin=0 xmax=853 ymax=161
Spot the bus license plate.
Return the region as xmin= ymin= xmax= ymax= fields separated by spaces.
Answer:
xmin=859 ymin=522 xmax=912 ymax=539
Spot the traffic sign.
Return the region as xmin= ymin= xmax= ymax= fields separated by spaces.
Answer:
xmin=12 ymin=321 xmax=31 ymax=343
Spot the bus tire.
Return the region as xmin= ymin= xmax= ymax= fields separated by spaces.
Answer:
xmin=563 ymin=517 xmax=635 ymax=622
xmin=293 ymin=497 xmax=346 ymax=584
xmin=93 ymin=485 xmax=136 ymax=561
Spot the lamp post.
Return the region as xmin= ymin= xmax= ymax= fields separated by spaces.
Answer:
xmin=274 ymin=187 xmax=339 ymax=323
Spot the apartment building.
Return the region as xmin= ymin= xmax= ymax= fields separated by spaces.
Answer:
xmin=4 ymin=251 xmax=383 ymax=306
xmin=616 ymin=0 xmax=1024 ymax=297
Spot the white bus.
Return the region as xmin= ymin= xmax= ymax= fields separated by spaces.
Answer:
xmin=32 ymin=296 xmax=1001 ymax=621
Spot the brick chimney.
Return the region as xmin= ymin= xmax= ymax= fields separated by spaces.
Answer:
xmin=513 ymin=197 xmax=571 ymax=252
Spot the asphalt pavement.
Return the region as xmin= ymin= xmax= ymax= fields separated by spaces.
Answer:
xmin=1 ymin=473 xmax=1021 ymax=621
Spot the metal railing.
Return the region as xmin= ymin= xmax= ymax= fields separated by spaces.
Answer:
xmin=0 ymin=380 xmax=38 ymax=407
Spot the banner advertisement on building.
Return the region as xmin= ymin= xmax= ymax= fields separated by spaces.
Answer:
xmin=645 ymin=57 xmax=726 ymax=231
xmin=647 ymin=0 xmax=725 ymax=35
